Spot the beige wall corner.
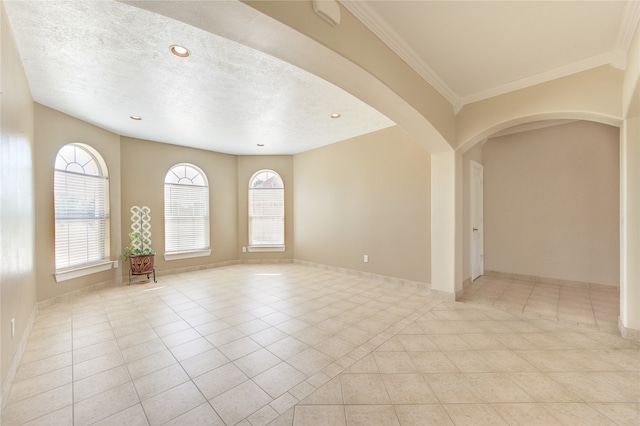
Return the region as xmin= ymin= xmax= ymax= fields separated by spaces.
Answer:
xmin=1 ymin=0 xmax=37 ymax=406
xmin=34 ymin=105 xmax=122 ymax=301
xmin=620 ymin=116 xmax=640 ymax=333
xmin=294 ymin=126 xmax=431 ymax=284
xmin=430 ymin=150 xmax=464 ymax=298
xmin=619 ymin=22 xmax=640 ymax=335
xmin=483 ymin=121 xmax=619 ymax=287
xmin=120 ymin=137 xmax=239 ymax=277
xmin=623 ymin=23 xmax=640 ymax=119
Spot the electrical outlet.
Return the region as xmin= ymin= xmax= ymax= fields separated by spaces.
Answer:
xmin=242 ymin=247 xmax=247 ymax=253
xmin=11 ymin=318 xmax=15 ymax=338
xmin=364 ymin=255 xmax=369 ymax=263
xmin=113 ymin=260 xmax=119 ymax=268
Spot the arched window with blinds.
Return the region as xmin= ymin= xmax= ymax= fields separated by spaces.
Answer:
xmin=248 ymin=169 xmax=285 ymax=251
xmin=54 ymin=143 xmax=110 ymax=274
xmin=164 ymin=163 xmax=210 ymax=259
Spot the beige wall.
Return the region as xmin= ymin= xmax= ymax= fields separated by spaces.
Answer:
xmin=457 ymin=65 xmax=624 ymax=149
xmin=293 ymin=126 xmax=431 ymax=284
xmin=120 ymin=137 xmax=238 ymax=274
xmin=34 ymin=105 xmax=122 ymax=301
xmin=483 ymin=121 xmax=619 ymax=286
xmin=1 ymin=1 xmax=36 ymax=397
xmin=620 ymin=22 xmax=640 ymax=333
xmin=620 ymin=115 xmax=639 ymax=334
xmin=237 ymin=156 xmax=294 ymax=260
xmin=31 ymin=111 xmax=433 ymax=294
xmin=623 ymin=23 xmax=640 ymax=118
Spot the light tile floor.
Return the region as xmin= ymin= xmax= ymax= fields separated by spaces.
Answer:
xmin=2 ymin=264 xmax=638 ymax=425
xmin=460 ymin=275 xmax=622 ymax=333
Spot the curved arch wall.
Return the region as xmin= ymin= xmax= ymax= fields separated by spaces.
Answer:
xmin=456 ymin=65 xmax=624 ymax=152
xmin=230 ymin=1 xmax=639 ymax=334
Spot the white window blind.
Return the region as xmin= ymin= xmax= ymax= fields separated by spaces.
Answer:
xmin=164 ymin=164 xmax=209 ymax=254
xmin=249 ymin=170 xmax=284 ymax=247
xmin=54 ymin=144 xmax=110 ymax=271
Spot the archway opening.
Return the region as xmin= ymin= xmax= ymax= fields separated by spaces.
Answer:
xmin=460 ymin=119 xmax=620 ymax=330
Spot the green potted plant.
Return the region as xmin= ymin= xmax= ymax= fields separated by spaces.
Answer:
xmin=121 ymin=206 xmax=156 ymax=283
xmin=121 ymin=230 xmax=155 ymax=259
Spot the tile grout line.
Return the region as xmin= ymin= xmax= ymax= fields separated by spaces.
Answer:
xmin=6 ymin=265 xmax=636 ymax=426
xmin=519 ymin=280 xmax=537 ymax=315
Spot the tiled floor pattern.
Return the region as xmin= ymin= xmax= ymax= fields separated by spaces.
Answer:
xmin=460 ymin=275 xmax=621 ymax=332
xmin=1 ymin=264 xmax=638 ymax=425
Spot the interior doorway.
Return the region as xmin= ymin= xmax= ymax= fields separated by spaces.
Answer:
xmin=471 ymin=160 xmax=484 ymax=281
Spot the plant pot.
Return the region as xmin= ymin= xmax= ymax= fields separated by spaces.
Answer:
xmin=129 ymin=254 xmax=155 ymax=275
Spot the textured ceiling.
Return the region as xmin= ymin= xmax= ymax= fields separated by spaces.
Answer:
xmin=3 ymin=0 xmax=394 ymax=155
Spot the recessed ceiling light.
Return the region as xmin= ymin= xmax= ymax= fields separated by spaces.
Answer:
xmin=170 ymin=44 xmax=190 ymax=58
xmin=130 ymin=115 xmax=142 ymax=121
xmin=330 ymin=113 xmax=341 ymax=119
xmin=257 ymin=144 xmax=265 ymax=147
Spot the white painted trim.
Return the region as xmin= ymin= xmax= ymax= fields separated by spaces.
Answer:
xmin=0 ymin=306 xmax=37 ymax=412
xmin=460 ymin=52 xmax=616 ymax=107
xmin=619 ymin=317 xmax=640 ymax=342
xmin=614 ymin=1 xmax=640 ymax=60
xmin=293 ymin=259 xmax=429 ymax=290
xmin=248 ymin=245 xmax=285 ymax=253
xmin=313 ymin=0 xmax=341 ymax=27
xmin=484 ymin=270 xmax=619 ymax=291
xmin=343 ymin=0 xmax=640 ymax=112
xmin=164 ymin=249 xmax=211 ymax=261
xmin=341 ymin=0 xmax=460 ymax=107
xmin=470 ymin=160 xmax=484 ymax=282
xmin=489 ymin=119 xmax=578 ymax=138
xmin=54 ymin=260 xmax=114 ymax=282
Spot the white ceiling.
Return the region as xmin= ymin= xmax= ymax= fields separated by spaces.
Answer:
xmin=344 ymin=0 xmax=639 ymax=112
xmin=4 ymin=1 xmax=639 ymax=155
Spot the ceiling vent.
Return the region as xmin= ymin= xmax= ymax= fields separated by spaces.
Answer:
xmin=313 ymin=0 xmax=341 ymax=27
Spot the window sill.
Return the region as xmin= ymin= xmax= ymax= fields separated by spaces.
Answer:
xmin=55 ymin=261 xmax=114 ymax=282
xmin=248 ymin=245 xmax=286 ymax=253
xmin=164 ymin=249 xmax=211 ymax=261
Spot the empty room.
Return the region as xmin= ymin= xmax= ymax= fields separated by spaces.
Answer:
xmin=1 ymin=1 xmax=639 ymax=425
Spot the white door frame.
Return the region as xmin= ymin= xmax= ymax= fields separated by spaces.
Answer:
xmin=471 ymin=160 xmax=484 ymax=281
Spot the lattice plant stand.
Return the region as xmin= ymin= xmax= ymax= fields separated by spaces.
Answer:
xmin=125 ymin=206 xmax=157 ymax=285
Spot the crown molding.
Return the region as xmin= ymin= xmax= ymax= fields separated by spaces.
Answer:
xmin=615 ymin=0 xmax=640 ymax=58
xmin=609 ymin=0 xmax=640 ymax=70
xmin=460 ymin=52 xmax=615 ymax=108
xmin=341 ymin=0 xmax=638 ymax=114
xmin=341 ymin=0 xmax=460 ymax=110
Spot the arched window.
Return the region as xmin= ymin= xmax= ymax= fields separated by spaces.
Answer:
xmin=164 ymin=163 xmax=210 ymax=259
xmin=248 ymin=169 xmax=284 ymax=251
xmin=54 ymin=143 xmax=110 ymax=273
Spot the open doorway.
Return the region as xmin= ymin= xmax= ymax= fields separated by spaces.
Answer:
xmin=470 ymin=160 xmax=484 ymax=281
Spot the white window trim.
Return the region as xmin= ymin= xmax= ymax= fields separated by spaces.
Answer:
xmin=164 ymin=249 xmax=212 ymax=261
xmin=248 ymin=170 xmax=285 ymax=249
xmin=247 ymin=245 xmax=286 ymax=253
xmin=164 ymin=163 xmax=210 ymax=256
xmin=54 ymin=260 xmax=114 ymax=282
xmin=54 ymin=143 xmax=110 ymax=273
